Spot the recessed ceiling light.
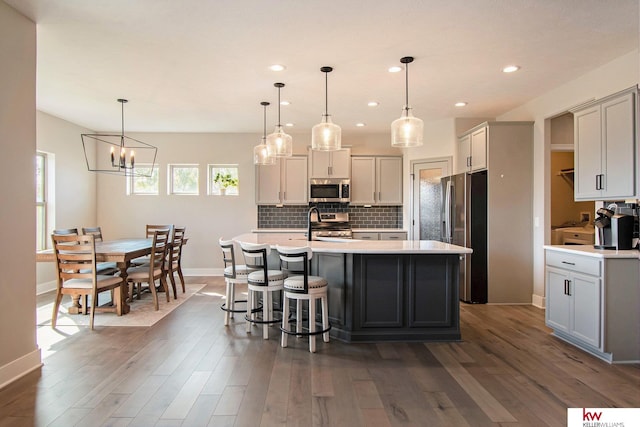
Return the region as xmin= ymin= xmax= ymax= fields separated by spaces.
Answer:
xmin=269 ymin=64 xmax=286 ymax=71
xmin=367 ymin=101 xmax=379 ymax=107
xmin=285 ymin=123 xmax=294 ymax=127
xmin=356 ymin=123 xmax=366 ymax=127
xmin=388 ymin=66 xmax=402 ymax=73
xmin=455 ymin=102 xmax=467 ymax=107
xmin=280 ymin=100 xmax=290 ymax=106
xmin=502 ymin=65 xmax=520 ymax=73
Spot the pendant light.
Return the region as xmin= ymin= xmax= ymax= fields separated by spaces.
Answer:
xmin=81 ymin=98 xmax=157 ymax=176
xmin=266 ymin=83 xmax=293 ymax=157
xmin=391 ymin=56 xmax=424 ymax=147
xmin=311 ymin=66 xmax=341 ymax=151
xmin=253 ymin=101 xmax=276 ymax=165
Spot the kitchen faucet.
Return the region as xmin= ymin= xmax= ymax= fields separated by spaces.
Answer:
xmin=307 ymin=206 xmax=321 ymax=241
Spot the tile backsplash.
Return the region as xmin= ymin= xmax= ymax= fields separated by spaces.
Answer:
xmin=258 ymin=203 xmax=403 ymax=229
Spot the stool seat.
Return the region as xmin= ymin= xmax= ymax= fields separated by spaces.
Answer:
xmin=224 ymin=264 xmax=257 ymax=278
xmin=247 ymin=270 xmax=286 ymax=284
xmin=284 ymin=275 xmax=327 ymax=290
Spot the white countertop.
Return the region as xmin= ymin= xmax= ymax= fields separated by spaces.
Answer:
xmin=544 ymin=244 xmax=640 ymax=259
xmin=235 ymin=232 xmax=472 ymax=255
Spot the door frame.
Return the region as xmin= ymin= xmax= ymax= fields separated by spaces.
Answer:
xmin=409 ymin=156 xmax=452 ymax=240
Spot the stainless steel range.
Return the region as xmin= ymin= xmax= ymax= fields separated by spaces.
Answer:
xmin=310 ymin=212 xmax=352 ymax=239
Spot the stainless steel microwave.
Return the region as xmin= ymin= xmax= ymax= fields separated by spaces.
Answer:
xmin=309 ymin=178 xmax=350 ymax=203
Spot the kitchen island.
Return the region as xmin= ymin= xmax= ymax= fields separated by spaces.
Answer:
xmin=233 ymin=233 xmax=472 ymax=343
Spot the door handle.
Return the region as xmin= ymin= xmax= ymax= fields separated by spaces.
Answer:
xmin=564 ymin=279 xmax=568 ymax=295
xmin=566 ymin=280 xmax=571 ymax=296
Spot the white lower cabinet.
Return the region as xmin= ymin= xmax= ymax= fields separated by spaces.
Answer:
xmin=545 ymin=248 xmax=640 ymax=363
xmin=352 ymin=231 xmax=407 ymax=241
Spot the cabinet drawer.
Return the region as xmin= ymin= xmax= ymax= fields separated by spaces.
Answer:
xmin=546 ymin=251 xmax=601 ymax=276
xmin=379 ymin=232 xmax=407 ymax=241
xmin=352 ymin=232 xmax=379 ymax=240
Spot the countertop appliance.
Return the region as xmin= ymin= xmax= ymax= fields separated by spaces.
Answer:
xmin=594 ymin=208 xmax=634 ymax=250
xmin=309 ymin=212 xmax=352 ymax=239
xmin=441 ymin=171 xmax=487 ymax=304
xmin=309 ymin=178 xmax=350 ymax=203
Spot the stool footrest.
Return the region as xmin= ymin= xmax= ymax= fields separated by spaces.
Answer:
xmin=221 ymin=300 xmax=262 ymax=314
xmin=245 ymin=308 xmax=284 ymax=325
xmin=280 ymin=321 xmax=332 ymax=337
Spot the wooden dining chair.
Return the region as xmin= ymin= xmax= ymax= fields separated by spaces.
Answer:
xmin=81 ymin=226 xmax=119 ymax=276
xmin=125 ymin=229 xmax=171 ymax=310
xmin=82 ymin=226 xmax=104 ymax=242
xmin=167 ymin=226 xmax=186 ymax=297
xmin=51 ymin=234 xmax=124 ymax=330
xmin=132 ymin=224 xmax=174 ymax=266
xmin=53 ymin=228 xmax=79 ymax=236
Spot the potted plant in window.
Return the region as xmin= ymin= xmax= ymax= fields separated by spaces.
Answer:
xmin=213 ymin=172 xmax=238 ymax=195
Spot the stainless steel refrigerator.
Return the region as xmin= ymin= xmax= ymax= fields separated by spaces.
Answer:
xmin=441 ymin=171 xmax=487 ymax=303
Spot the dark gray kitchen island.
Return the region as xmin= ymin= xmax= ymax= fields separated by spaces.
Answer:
xmin=233 ymin=233 xmax=472 ymax=342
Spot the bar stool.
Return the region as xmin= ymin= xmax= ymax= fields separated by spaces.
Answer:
xmin=238 ymin=242 xmax=285 ymax=339
xmin=276 ymin=245 xmax=330 ymax=353
xmin=219 ymin=238 xmax=257 ymax=326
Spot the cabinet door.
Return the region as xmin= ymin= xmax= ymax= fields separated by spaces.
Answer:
xmin=256 ymin=159 xmax=282 ymax=205
xmin=309 ymin=149 xmax=331 ymax=178
xmin=545 ymin=267 xmax=571 ymax=333
xmin=574 ymin=105 xmax=603 ymax=200
xmin=379 ymin=232 xmax=407 ymax=240
xmin=282 ymin=156 xmax=308 ymax=204
xmin=350 ymin=157 xmax=376 ymax=205
xmin=330 ymin=149 xmax=351 ymax=178
xmin=570 ymin=272 xmax=601 ymax=348
xmin=352 ymin=232 xmax=379 ymax=240
xmin=470 ymin=127 xmax=487 ymax=171
xmin=601 ymin=92 xmax=636 ymax=199
xmin=455 ymin=134 xmax=471 ymax=174
xmin=377 ymin=157 xmax=403 ymax=205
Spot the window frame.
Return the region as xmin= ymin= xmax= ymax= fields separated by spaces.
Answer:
xmin=168 ymin=164 xmax=200 ymax=195
xmin=208 ymin=164 xmax=239 ymax=196
xmin=36 ymin=152 xmax=47 ymax=251
xmin=127 ymin=164 xmax=160 ymax=195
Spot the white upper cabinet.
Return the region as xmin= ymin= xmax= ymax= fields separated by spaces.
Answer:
xmin=256 ymin=156 xmax=308 ymax=205
xmin=455 ymin=126 xmax=487 ymax=174
xmin=350 ymin=156 xmax=402 ymax=205
xmin=308 ymin=148 xmax=351 ymax=178
xmin=572 ymin=87 xmax=637 ymax=200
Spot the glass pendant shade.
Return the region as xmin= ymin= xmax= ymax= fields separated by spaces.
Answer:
xmin=312 ymin=114 xmax=341 ymax=151
xmin=391 ymin=106 xmax=424 ymax=147
xmin=391 ymin=56 xmax=424 ymax=147
xmin=266 ymin=125 xmax=293 ymax=157
xmin=253 ymin=101 xmax=276 ymax=165
xmin=312 ymin=66 xmax=341 ymax=151
xmin=265 ymin=83 xmax=292 ymax=157
xmin=254 ymin=136 xmax=275 ymax=165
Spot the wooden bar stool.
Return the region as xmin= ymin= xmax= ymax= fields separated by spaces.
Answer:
xmin=276 ymin=245 xmax=330 ymax=353
xmin=239 ymin=241 xmax=285 ymax=339
xmin=218 ymin=238 xmax=257 ymax=326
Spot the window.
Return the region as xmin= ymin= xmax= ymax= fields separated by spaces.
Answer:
xmin=169 ymin=164 xmax=199 ymax=195
xmin=36 ymin=152 xmax=47 ymax=250
xmin=127 ymin=165 xmax=159 ymax=195
xmin=209 ymin=165 xmax=239 ymax=196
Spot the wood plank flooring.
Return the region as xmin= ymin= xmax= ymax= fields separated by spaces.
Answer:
xmin=1 ymin=276 xmax=638 ymax=426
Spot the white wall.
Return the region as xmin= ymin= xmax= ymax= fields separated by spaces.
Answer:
xmin=36 ymin=111 xmax=97 ymax=289
xmin=498 ymin=50 xmax=639 ymax=306
xmin=0 ymin=1 xmax=41 ymax=388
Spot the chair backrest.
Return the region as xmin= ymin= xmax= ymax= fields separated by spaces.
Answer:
xmin=51 ymin=233 xmax=97 ymax=289
xmin=149 ymin=229 xmax=171 ymax=274
xmin=53 ymin=228 xmax=79 ymax=236
xmin=146 ymin=224 xmax=174 ymax=241
xmin=169 ymin=226 xmax=186 ymax=268
xmin=239 ymin=241 xmax=270 ymax=278
xmin=276 ymin=245 xmax=312 ymax=292
xmin=82 ymin=226 xmax=104 ymax=242
xmin=219 ymin=237 xmax=237 ymax=278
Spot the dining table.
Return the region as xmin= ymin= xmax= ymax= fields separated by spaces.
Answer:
xmin=37 ymin=238 xmax=153 ymax=315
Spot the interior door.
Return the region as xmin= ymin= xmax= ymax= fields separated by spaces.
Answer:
xmin=411 ymin=159 xmax=450 ymax=240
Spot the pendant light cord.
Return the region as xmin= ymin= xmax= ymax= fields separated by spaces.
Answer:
xmin=121 ymin=101 xmax=125 ymax=137
xmin=263 ymin=104 xmax=267 ymax=138
xmin=405 ymin=61 xmax=409 ymax=107
xmin=277 ymin=86 xmax=281 ymax=127
xmin=325 ymin=71 xmax=329 ymax=116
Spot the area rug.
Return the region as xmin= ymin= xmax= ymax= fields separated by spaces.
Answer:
xmin=37 ymin=283 xmax=206 ymax=328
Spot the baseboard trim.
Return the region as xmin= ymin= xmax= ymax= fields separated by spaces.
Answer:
xmin=531 ymin=294 xmax=546 ymax=309
xmin=37 ymin=280 xmax=57 ymax=295
xmin=0 ymin=348 xmax=42 ymax=390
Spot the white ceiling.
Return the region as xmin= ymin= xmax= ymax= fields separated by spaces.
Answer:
xmin=5 ymin=0 xmax=639 ymax=134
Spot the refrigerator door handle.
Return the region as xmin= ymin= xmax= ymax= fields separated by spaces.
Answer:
xmin=444 ymin=181 xmax=453 ymax=243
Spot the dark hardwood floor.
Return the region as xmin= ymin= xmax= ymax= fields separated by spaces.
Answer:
xmin=1 ymin=276 xmax=638 ymax=426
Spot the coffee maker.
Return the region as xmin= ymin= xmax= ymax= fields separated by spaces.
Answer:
xmin=594 ymin=207 xmax=634 ymax=250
